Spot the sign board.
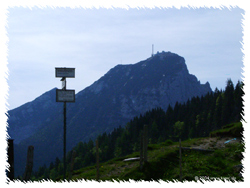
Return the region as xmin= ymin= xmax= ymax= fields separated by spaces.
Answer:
xmin=56 ymin=89 xmax=75 ymax=102
xmin=55 ymin=68 xmax=75 ymax=78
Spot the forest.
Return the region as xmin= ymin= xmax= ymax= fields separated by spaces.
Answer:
xmin=26 ymin=79 xmax=244 ymax=180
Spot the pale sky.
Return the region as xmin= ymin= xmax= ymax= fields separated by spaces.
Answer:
xmin=5 ymin=6 xmax=244 ymax=110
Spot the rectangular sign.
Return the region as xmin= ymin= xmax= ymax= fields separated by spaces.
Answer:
xmin=55 ymin=68 xmax=75 ymax=78
xmin=56 ymin=89 xmax=75 ymax=102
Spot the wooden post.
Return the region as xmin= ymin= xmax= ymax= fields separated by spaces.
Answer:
xmin=96 ymin=139 xmax=100 ymax=181
xmin=179 ymin=138 xmax=182 ymax=181
xmin=143 ymin=125 xmax=148 ymax=163
xmin=23 ymin=146 xmax=34 ymax=181
xmin=140 ymin=125 xmax=148 ymax=170
xmin=68 ymin=150 xmax=76 ymax=181
xmin=140 ymin=131 xmax=143 ymax=170
xmin=7 ymin=139 xmax=14 ymax=181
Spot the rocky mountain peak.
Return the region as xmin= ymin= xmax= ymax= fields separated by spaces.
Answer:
xmin=75 ymin=51 xmax=212 ymax=130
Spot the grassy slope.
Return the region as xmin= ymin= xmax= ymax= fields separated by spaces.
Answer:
xmin=56 ymin=122 xmax=244 ymax=182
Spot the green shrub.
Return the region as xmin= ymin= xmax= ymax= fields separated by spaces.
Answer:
xmin=147 ymin=144 xmax=160 ymax=151
xmin=163 ymin=139 xmax=174 ymax=146
xmin=210 ymin=122 xmax=243 ymax=137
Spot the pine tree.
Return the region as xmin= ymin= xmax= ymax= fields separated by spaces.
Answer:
xmin=213 ymin=94 xmax=223 ymax=130
xmin=221 ymin=79 xmax=235 ymax=125
xmin=54 ymin=157 xmax=61 ymax=171
xmin=150 ymin=121 xmax=159 ymax=144
xmin=49 ymin=162 xmax=54 ymax=171
xmin=233 ymin=80 xmax=244 ymax=122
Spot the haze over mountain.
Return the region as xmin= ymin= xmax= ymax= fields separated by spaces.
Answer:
xmin=7 ymin=51 xmax=212 ymax=176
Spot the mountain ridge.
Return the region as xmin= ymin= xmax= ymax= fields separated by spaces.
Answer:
xmin=7 ymin=87 xmax=62 ymax=144
xmin=7 ymin=51 xmax=212 ymax=176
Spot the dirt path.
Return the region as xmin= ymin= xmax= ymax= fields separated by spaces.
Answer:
xmin=191 ymin=137 xmax=240 ymax=150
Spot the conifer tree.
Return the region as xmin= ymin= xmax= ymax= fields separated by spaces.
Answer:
xmin=221 ymin=79 xmax=235 ymax=125
xmin=213 ymin=94 xmax=223 ymax=130
xmin=233 ymin=80 xmax=244 ymax=121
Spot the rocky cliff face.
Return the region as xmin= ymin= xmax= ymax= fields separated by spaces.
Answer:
xmin=63 ymin=51 xmax=212 ymax=152
xmin=7 ymin=51 xmax=212 ymax=176
xmin=75 ymin=51 xmax=211 ymax=123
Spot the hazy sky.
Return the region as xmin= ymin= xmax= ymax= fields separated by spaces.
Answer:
xmin=6 ymin=6 xmax=244 ymax=110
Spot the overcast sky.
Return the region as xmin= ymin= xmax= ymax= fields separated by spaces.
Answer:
xmin=6 ymin=6 xmax=244 ymax=110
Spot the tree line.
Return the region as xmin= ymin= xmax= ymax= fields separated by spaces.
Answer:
xmin=30 ymin=79 xmax=244 ymax=180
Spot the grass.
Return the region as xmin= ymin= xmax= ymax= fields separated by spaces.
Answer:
xmin=68 ymin=142 xmax=243 ymax=182
xmin=183 ymin=142 xmax=243 ymax=181
xmin=53 ymin=122 xmax=244 ymax=182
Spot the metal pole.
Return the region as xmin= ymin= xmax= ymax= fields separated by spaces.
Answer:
xmin=63 ymin=77 xmax=67 ymax=180
xmin=63 ymin=101 xmax=66 ymax=180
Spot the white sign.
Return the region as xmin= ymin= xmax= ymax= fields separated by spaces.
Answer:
xmin=62 ymin=79 xmax=66 ymax=89
xmin=56 ymin=89 xmax=75 ymax=102
xmin=55 ymin=68 xmax=75 ymax=78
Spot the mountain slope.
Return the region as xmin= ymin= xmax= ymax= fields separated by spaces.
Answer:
xmin=66 ymin=51 xmax=211 ymax=147
xmin=7 ymin=88 xmax=62 ymax=144
xmin=70 ymin=135 xmax=243 ymax=181
xmin=7 ymin=51 xmax=212 ymax=176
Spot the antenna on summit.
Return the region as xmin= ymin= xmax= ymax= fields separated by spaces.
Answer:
xmin=151 ymin=44 xmax=154 ymax=57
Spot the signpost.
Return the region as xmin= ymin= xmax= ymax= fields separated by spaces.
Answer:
xmin=55 ymin=67 xmax=75 ymax=180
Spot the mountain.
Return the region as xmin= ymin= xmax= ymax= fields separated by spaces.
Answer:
xmin=66 ymin=51 xmax=211 ymax=147
xmin=7 ymin=88 xmax=62 ymax=144
xmin=7 ymin=51 xmax=212 ymax=177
